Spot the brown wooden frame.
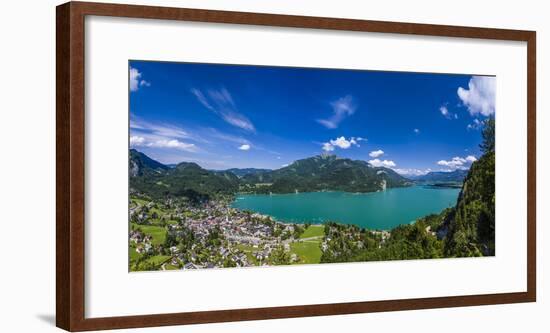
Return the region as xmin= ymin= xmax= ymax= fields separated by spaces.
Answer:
xmin=56 ymin=1 xmax=536 ymax=331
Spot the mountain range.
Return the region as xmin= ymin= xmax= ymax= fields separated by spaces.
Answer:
xmin=240 ymin=154 xmax=410 ymax=193
xmin=213 ymin=168 xmax=272 ymax=178
xmin=129 ymin=149 xmax=412 ymax=200
xmin=411 ymin=169 xmax=469 ymax=183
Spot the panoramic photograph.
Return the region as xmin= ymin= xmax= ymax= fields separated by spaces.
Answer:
xmin=128 ymin=60 xmax=495 ymax=272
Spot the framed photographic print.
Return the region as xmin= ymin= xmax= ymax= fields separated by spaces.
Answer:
xmin=56 ymin=1 xmax=536 ymax=331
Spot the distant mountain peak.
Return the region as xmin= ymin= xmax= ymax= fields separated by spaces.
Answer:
xmin=241 ymin=154 xmax=410 ymax=194
xmin=318 ymin=152 xmax=337 ymax=160
xmin=412 ymin=169 xmax=469 ymax=183
xmin=129 ymin=149 xmax=169 ymax=177
xmin=175 ymin=161 xmax=201 ymax=170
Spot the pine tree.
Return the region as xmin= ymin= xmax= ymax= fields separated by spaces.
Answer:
xmin=480 ymin=117 xmax=495 ymax=154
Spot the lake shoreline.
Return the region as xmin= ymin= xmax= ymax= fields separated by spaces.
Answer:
xmin=236 ymin=183 xmax=462 ymax=196
xmin=235 ymin=184 xmax=414 ymax=196
xmin=232 ymin=185 xmax=460 ymax=230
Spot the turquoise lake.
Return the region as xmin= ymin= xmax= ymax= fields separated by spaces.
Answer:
xmin=232 ymin=186 xmax=460 ymax=230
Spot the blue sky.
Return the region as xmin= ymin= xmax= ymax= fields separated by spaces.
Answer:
xmin=129 ymin=60 xmax=495 ymax=175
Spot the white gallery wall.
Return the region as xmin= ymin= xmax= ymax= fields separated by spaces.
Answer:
xmin=0 ymin=0 xmax=547 ymax=332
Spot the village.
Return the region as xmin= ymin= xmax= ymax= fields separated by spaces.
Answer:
xmin=128 ymin=195 xmax=328 ymax=271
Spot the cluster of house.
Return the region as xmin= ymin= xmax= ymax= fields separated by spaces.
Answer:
xmin=322 ymin=225 xmax=390 ymax=253
xmin=370 ymin=230 xmax=391 ymax=248
xmin=160 ymin=243 xmax=251 ymax=269
xmin=129 ymin=197 xmax=306 ymax=270
xmin=129 ymin=229 xmax=154 ymax=254
xmin=129 ymin=200 xmax=160 ymax=225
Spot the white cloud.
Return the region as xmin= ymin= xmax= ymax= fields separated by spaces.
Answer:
xmin=369 ymin=150 xmax=384 ymax=158
xmin=129 ymin=68 xmax=141 ymax=92
xmin=467 ymin=118 xmax=482 ymax=131
xmin=322 ymin=142 xmax=335 ymax=152
xmin=368 ymin=159 xmax=396 ymax=168
xmin=414 ymin=128 xmax=420 ymax=134
xmin=281 ymin=164 xmax=289 ymax=167
xmin=330 ymin=136 xmax=353 ymax=149
xmin=440 ymin=105 xmax=449 ymax=117
xmin=209 ymin=88 xmax=235 ymax=107
xmin=130 ymin=134 xmax=197 ymax=152
xmin=439 ymin=105 xmax=457 ymax=119
xmin=204 ymin=127 xmax=248 ymax=145
xmin=457 ymin=76 xmax=496 ymax=117
xmin=437 ymin=155 xmax=477 ymax=170
xmin=317 ymin=95 xmax=356 ymax=129
xmin=130 ymin=115 xmax=200 ymax=153
xmin=222 ymin=113 xmax=255 ymax=132
xmin=129 ymin=67 xmax=150 ymax=92
xmin=348 ymin=137 xmax=366 ymax=146
xmin=148 ymin=139 xmax=197 ymax=151
xmin=190 ymin=89 xmax=214 ymax=110
xmin=130 ymin=136 xmax=146 ymax=146
xmin=238 ymin=144 xmax=251 ymax=151
xmin=191 ymin=88 xmax=255 ymax=132
xmin=437 ymin=157 xmax=466 ymax=168
xmin=394 ymin=168 xmax=431 ymax=176
xmin=321 ymin=136 xmax=362 ymax=152
xmin=130 ymin=116 xmax=193 ymax=140
xmin=465 ymin=155 xmax=478 ymax=162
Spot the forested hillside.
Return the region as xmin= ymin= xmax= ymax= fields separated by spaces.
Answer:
xmin=241 ymin=154 xmax=411 ymax=193
xmin=443 ymin=118 xmax=495 ymax=256
xmin=129 ymin=152 xmax=412 ymax=200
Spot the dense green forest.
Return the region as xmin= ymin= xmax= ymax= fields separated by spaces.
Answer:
xmin=443 ymin=118 xmax=495 ymax=256
xmin=129 ymin=149 xmax=239 ymax=202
